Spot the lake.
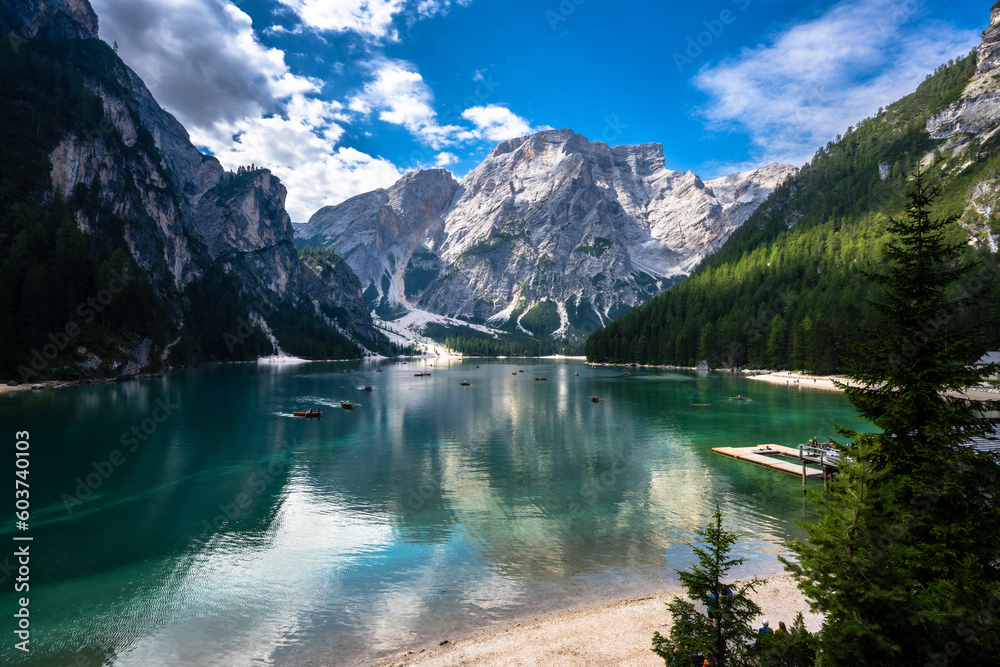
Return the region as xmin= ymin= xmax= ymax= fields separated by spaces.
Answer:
xmin=0 ymin=360 xmax=871 ymax=666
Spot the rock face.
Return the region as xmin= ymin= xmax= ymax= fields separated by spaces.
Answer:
xmin=978 ymin=3 xmax=1000 ymax=75
xmin=300 ymin=169 xmax=460 ymax=316
xmin=929 ymin=6 xmax=1000 ymax=143
xmin=0 ymin=0 xmax=98 ymax=40
xmin=299 ymin=129 xmax=795 ymax=336
xmin=3 ymin=0 xmax=378 ymax=355
xmin=927 ymin=5 xmax=1000 ymax=251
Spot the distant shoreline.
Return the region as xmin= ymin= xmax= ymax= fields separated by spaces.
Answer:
xmin=749 ymin=372 xmax=849 ymax=393
xmin=749 ymin=371 xmax=1000 ymax=403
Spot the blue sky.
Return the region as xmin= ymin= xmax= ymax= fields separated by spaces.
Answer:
xmin=91 ymin=0 xmax=984 ymax=220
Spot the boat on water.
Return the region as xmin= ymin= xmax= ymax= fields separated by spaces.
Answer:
xmin=364 ymin=385 xmax=373 ymax=392
xmin=591 ymin=396 xmax=599 ymax=403
xmin=534 ymin=377 xmax=547 ymax=381
xmin=518 ymin=370 xmax=524 ymax=373
xmin=575 ymin=372 xmax=579 ymax=376
xmin=460 ymin=381 xmax=470 ymax=386
xmin=293 ymin=410 xmax=322 ymax=418
xmin=729 ymin=395 xmax=750 ymax=401
xmin=340 ymin=401 xmax=353 ymax=410
xmin=414 ymin=372 xmax=431 ymax=377
xmin=376 ymin=369 xmax=383 ymax=373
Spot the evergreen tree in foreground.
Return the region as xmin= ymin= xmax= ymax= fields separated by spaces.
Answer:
xmin=652 ymin=503 xmax=763 ymax=667
xmin=784 ymin=173 xmax=1000 ymax=665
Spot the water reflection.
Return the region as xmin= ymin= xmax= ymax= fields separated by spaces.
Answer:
xmin=0 ymin=362 xmax=872 ymax=666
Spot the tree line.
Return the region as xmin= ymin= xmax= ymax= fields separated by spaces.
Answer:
xmin=587 ymin=51 xmax=1000 ymax=371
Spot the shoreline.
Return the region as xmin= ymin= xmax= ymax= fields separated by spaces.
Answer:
xmin=748 ymin=371 xmax=1000 ymax=402
xmin=0 ymin=355 xmax=585 ymax=396
xmin=366 ymin=575 xmax=820 ymax=667
xmin=748 ymin=372 xmax=849 ymax=393
xmin=0 ymin=373 xmax=165 ymax=395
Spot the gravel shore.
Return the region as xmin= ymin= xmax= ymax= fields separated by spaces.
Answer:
xmin=370 ymin=575 xmax=819 ymax=667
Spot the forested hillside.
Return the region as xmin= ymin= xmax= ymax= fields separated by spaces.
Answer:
xmin=586 ymin=51 xmax=1000 ymax=371
xmin=0 ymin=37 xmax=180 ymax=377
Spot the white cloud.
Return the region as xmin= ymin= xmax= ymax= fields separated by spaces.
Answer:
xmin=350 ymin=62 xmax=543 ymax=149
xmin=274 ymin=0 xmax=404 ymax=39
xmin=694 ymin=0 xmax=979 ymax=169
xmin=415 ymin=0 xmax=472 ymax=20
xmin=198 ymin=109 xmax=401 ymax=221
xmin=275 ymin=0 xmax=471 ymax=39
xmin=461 ymin=105 xmax=538 ymax=142
xmin=94 ymin=0 xmax=401 ymax=220
xmin=434 ymin=152 xmax=459 ymax=167
xmin=351 ymin=59 xmax=463 ymax=148
xmin=93 ymin=0 xmax=319 ymax=129
xmin=92 ymin=0 xmax=528 ymax=220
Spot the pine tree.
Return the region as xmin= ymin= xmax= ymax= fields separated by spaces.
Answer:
xmin=652 ymin=503 xmax=763 ymax=667
xmin=841 ymin=171 xmax=1000 ymax=470
xmin=786 ymin=174 xmax=1000 ymax=664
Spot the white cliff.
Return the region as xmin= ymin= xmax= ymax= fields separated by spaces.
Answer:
xmin=299 ymin=129 xmax=796 ymax=338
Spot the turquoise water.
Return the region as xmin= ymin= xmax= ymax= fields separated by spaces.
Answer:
xmin=0 ymin=361 xmax=871 ymax=666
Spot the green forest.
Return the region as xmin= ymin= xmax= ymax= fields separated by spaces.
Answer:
xmin=422 ymin=321 xmax=585 ymax=357
xmin=587 ymin=51 xmax=1000 ymax=371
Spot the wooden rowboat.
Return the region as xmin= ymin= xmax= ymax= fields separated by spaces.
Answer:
xmin=460 ymin=381 xmax=470 ymax=386
xmin=293 ymin=410 xmax=322 ymax=418
xmin=340 ymin=401 xmax=353 ymax=410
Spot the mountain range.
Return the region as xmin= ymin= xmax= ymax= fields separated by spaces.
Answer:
xmin=4 ymin=0 xmax=995 ymax=375
xmin=295 ymin=131 xmax=794 ymax=343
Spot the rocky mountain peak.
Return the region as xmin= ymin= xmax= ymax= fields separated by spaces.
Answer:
xmin=298 ymin=128 xmax=796 ymax=338
xmin=0 ymin=0 xmax=98 ymax=40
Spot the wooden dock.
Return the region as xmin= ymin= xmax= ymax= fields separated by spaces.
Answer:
xmin=713 ymin=444 xmax=825 ymax=479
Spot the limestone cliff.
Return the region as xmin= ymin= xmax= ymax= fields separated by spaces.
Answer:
xmin=1 ymin=0 xmax=378 ymax=364
xmin=299 ymin=130 xmax=795 ymax=337
xmin=926 ymin=4 xmax=1000 ymax=250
